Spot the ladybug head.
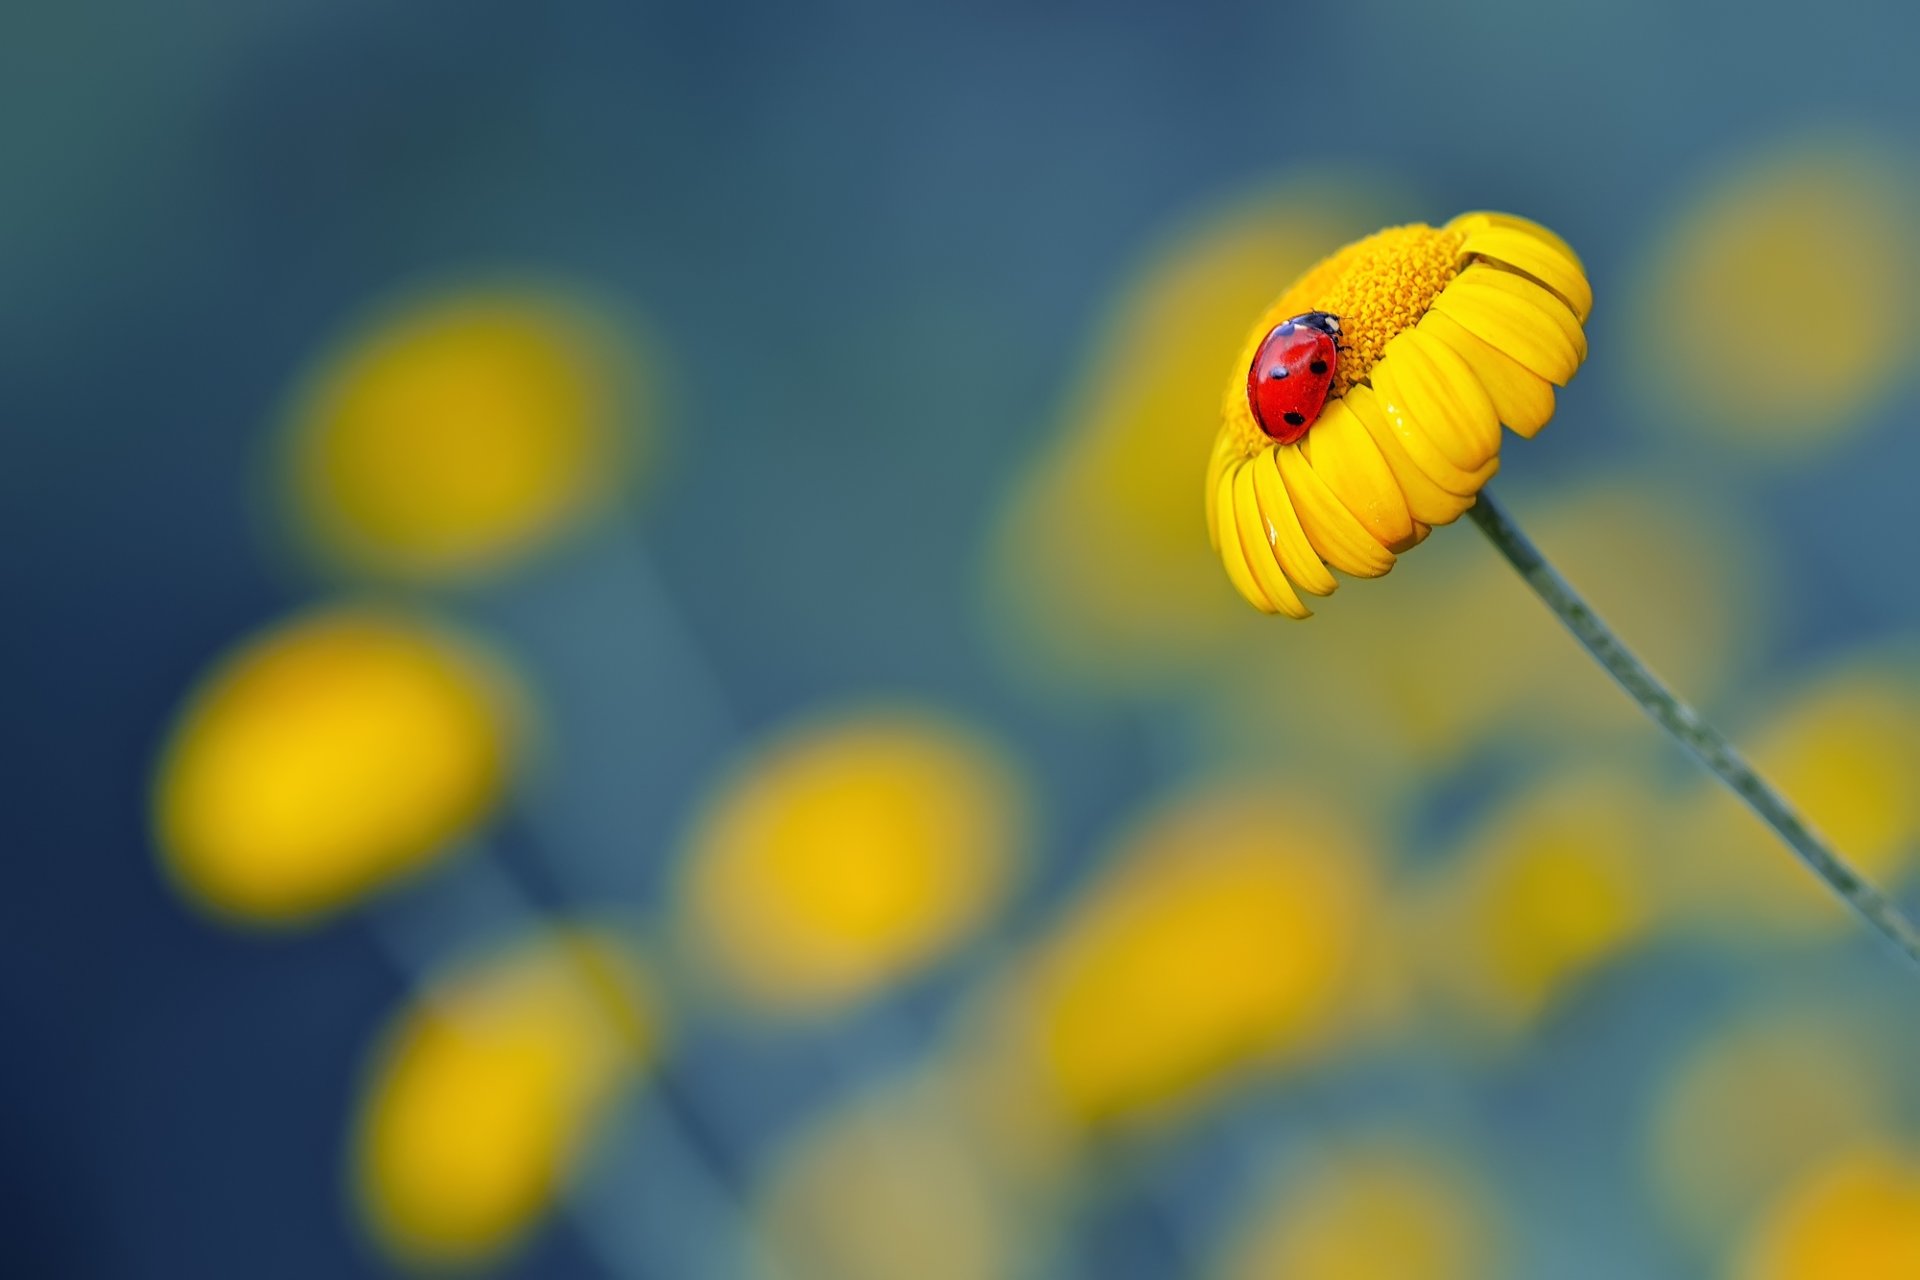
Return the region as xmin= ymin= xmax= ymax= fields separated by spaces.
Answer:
xmin=1294 ymin=311 xmax=1341 ymax=339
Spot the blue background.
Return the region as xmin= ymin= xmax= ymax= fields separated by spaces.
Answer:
xmin=8 ymin=1 xmax=1920 ymax=1276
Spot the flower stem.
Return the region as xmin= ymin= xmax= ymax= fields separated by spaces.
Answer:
xmin=1466 ymin=488 xmax=1920 ymax=972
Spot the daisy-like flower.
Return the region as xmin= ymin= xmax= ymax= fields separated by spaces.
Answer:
xmin=1206 ymin=213 xmax=1591 ymax=617
xmin=1188 ymin=209 xmax=1920 ymax=974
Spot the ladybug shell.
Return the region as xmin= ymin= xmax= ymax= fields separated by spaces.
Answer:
xmin=1247 ymin=317 xmax=1339 ymax=444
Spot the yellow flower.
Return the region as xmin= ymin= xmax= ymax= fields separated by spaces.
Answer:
xmin=153 ymin=605 xmax=522 ymax=925
xmin=1215 ymin=1140 xmax=1504 ymax=1280
xmin=753 ymin=1075 xmax=1021 ymax=1280
xmin=675 ymin=706 xmax=1026 ymax=1016
xmin=995 ymin=781 xmax=1378 ymax=1130
xmin=1412 ymin=769 xmax=1656 ymax=1037
xmin=278 ymin=282 xmax=657 ymax=583
xmin=1647 ymin=1004 xmax=1894 ymax=1247
xmin=1669 ymin=652 xmax=1920 ymax=938
xmin=1200 ymin=477 xmax=1765 ymax=782
xmin=1631 ymin=132 xmax=1920 ymax=452
xmin=1206 ymin=214 xmax=1591 ymax=616
xmin=354 ymin=925 xmax=659 ymax=1268
xmin=984 ymin=177 xmax=1402 ymax=686
xmin=1735 ymin=1145 xmax=1920 ymax=1280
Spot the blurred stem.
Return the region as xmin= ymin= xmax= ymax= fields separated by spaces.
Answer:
xmin=1467 ymin=488 xmax=1920 ymax=973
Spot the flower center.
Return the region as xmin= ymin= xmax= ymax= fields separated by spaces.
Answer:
xmin=1221 ymin=223 xmax=1471 ymax=462
xmin=1274 ymin=223 xmax=1467 ymax=396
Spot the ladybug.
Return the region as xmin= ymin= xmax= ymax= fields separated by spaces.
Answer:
xmin=1247 ymin=311 xmax=1342 ymax=444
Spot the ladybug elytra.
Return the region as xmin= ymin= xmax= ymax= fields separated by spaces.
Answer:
xmin=1247 ymin=311 xmax=1342 ymax=444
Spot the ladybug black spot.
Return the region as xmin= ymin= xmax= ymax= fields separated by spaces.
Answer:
xmin=1282 ymin=411 xmax=1307 ymax=427
xmin=1309 ymin=360 xmax=1328 ymax=375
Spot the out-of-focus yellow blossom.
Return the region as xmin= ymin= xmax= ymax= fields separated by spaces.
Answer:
xmin=1735 ymin=1145 xmax=1920 ymax=1280
xmin=153 ymin=606 xmax=521 ymax=925
xmin=1670 ymin=653 xmax=1920 ymax=937
xmin=676 ymin=706 xmax=1025 ymax=1016
xmin=1631 ymin=134 xmax=1920 ymax=451
xmin=1415 ymin=483 xmax=1761 ymax=739
xmin=355 ymin=925 xmax=659 ymax=1268
xmin=934 ymin=990 xmax=1084 ymax=1196
xmin=1202 ymin=479 xmax=1761 ymax=778
xmin=1413 ymin=770 xmax=1657 ymax=1036
xmin=1208 ymin=214 xmax=1590 ymax=617
xmin=998 ymin=782 xmax=1377 ymax=1130
xmin=754 ymin=1076 xmax=1021 ymax=1280
xmin=986 ymin=179 xmax=1400 ymax=686
xmin=1216 ymin=1141 xmax=1503 ymax=1280
xmin=280 ymin=283 xmax=654 ymax=582
xmin=1648 ymin=1005 xmax=1893 ymax=1245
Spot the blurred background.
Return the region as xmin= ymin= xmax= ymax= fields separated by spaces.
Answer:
xmin=9 ymin=1 xmax=1920 ymax=1277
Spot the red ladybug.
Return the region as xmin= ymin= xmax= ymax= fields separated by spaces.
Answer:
xmin=1247 ymin=311 xmax=1342 ymax=444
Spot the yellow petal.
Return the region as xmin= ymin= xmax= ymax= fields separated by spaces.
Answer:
xmin=1459 ymin=225 xmax=1593 ymax=322
xmin=1364 ymin=360 xmax=1500 ymax=496
xmin=1304 ymin=399 xmax=1415 ymax=550
xmin=1418 ymin=310 xmax=1558 ymax=438
xmin=1431 ymin=266 xmax=1584 ymax=385
xmin=1275 ymin=443 xmax=1395 ymax=579
xmin=1465 ymin=265 xmax=1589 ymax=364
xmin=1251 ymin=449 xmax=1338 ymax=597
xmin=1233 ymin=462 xmax=1312 ymax=619
xmin=1215 ymin=465 xmax=1279 ymax=613
xmin=1371 ymin=330 xmax=1502 ymax=471
xmin=1343 ymin=386 xmax=1484 ymax=526
xmin=1448 ymin=211 xmax=1584 ymax=273
xmin=1205 ymin=433 xmax=1237 ymax=552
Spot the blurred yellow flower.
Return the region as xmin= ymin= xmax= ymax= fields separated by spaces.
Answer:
xmin=355 ymin=924 xmax=659 ymax=1268
xmin=1203 ymin=478 xmax=1762 ymax=777
xmin=1413 ymin=769 xmax=1656 ymax=1036
xmin=1006 ymin=782 xmax=1377 ymax=1129
xmin=153 ymin=606 xmax=521 ymax=925
xmin=1648 ymin=1004 xmax=1893 ymax=1245
xmin=1735 ymin=1145 xmax=1920 ymax=1280
xmin=280 ymin=283 xmax=655 ymax=582
xmin=985 ymin=178 xmax=1400 ymax=685
xmin=1215 ymin=1141 xmax=1503 ymax=1280
xmin=754 ymin=1076 xmax=1020 ymax=1280
xmin=1631 ymin=133 xmax=1920 ymax=451
xmin=1671 ymin=652 xmax=1920 ymax=937
xmin=676 ymin=706 xmax=1026 ymax=1016
xmin=1209 ymin=213 xmax=1590 ymax=617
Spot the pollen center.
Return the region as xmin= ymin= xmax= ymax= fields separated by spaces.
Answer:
xmin=1277 ymin=223 xmax=1467 ymax=395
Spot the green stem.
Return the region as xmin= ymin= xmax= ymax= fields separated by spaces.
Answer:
xmin=1466 ymin=488 xmax=1920 ymax=972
